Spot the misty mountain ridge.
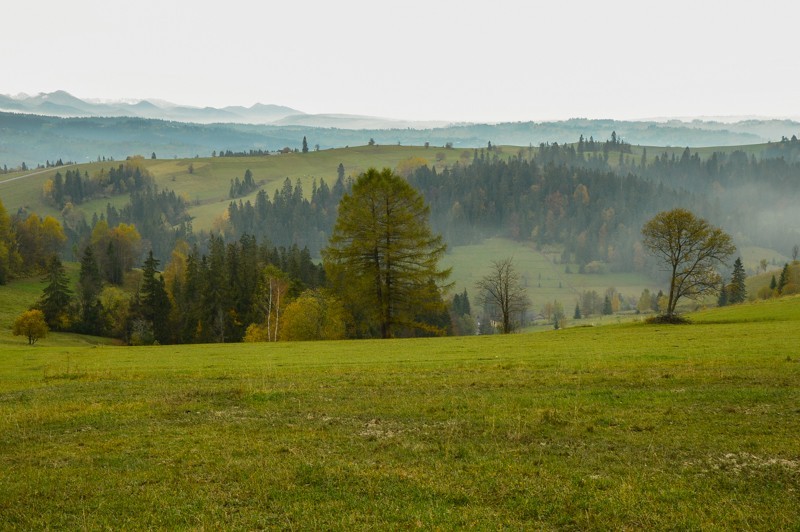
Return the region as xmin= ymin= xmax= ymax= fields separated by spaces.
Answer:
xmin=0 ymin=91 xmax=452 ymax=129
xmin=2 ymin=91 xmax=800 ymax=167
xmin=5 ymin=90 xmax=800 ymax=134
xmin=0 ymin=91 xmax=304 ymax=125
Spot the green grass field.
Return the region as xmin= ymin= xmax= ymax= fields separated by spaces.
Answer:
xmin=1 ymin=295 xmax=798 ymax=528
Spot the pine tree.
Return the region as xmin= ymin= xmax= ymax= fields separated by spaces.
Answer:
xmin=180 ymin=248 xmax=204 ymax=342
xmin=38 ymin=255 xmax=73 ymax=330
xmin=728 ymin=257 xmax=747 ymax=304
xmin=602 ymin=295 xmax=612 ymax=315
xmin=78 ymin=245 xmax=103 ymax=334
xmin=452 ymin=288 xmax=471 ymax=316
xmin=777 ymin=263 xmax=789 ymax=294
xmin=302 ymin=136 xmax=309 ymax=153
xmin=202 ymin=235 xmax=230 ymax=342
xmin=460 ymin=288 xmax=471 ymax=316
xmin=573 ymin=303 xmax=582 ymax=320
xmin=717 ymin=282 xmax=728 ymax=307
xmin=140 ymin=250 xmax=171 ymax=344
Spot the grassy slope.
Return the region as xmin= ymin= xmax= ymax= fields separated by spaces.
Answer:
xmin=0 ymin=146 xmax=472 ymax=231
xmin=0 ymin=297 xmax=798 ymax=528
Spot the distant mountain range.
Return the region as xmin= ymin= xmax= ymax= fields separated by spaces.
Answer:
xmin=0 ymin=91 xmax=452 ymax=129
xmin=1 ymin=91 xmax=799 ymax=167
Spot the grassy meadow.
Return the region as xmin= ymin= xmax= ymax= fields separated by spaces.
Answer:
xmin=1 ymin=295 xmax=798 ymax=528
xmin=444 ymin=237 xmax=655 ymax=317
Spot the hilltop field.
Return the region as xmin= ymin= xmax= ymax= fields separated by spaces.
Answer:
xmin=0 ymin=294 xmax=798 ymax=528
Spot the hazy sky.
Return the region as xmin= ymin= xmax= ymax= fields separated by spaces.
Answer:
xmin=3 ymin=0 xmax=797 ymax=122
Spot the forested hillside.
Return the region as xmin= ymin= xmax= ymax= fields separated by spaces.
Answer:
xmin=3 ymin=135 xmax=800 ymax=344
xmin=6 ymin=139 xmax=799 ymax=274
xmin=218 ymin=138 xmax=800 ymax=272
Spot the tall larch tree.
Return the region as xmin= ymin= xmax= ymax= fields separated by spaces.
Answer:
xmin=323 ymin=168 xmax=450 ymax=338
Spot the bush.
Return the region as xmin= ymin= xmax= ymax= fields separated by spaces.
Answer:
xmin=645 ymin=314 xmax=691 ymax=325
xmin=583 ymin=261 xmax=607 ymax=274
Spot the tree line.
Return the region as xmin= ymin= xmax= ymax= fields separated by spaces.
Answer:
xmin=25 ymin=232 xmax=325 ymax=344
xmin=42 ymin=157 xmax=153 ymax=209
xmin=226 ymin=175 xmax=349 ymax=257
xmin=0 ymin=199 xmax=66 ymax=284
xmin=407 ymin=152 xmax=697 ymax=275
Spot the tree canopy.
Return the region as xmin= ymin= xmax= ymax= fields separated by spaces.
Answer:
xmin=323 ymin=168 xmax=450 ymax=338
xmin=12 ymin=309 xmax=48 ymax=345
xmin=641 ymin=208 xmax=735 ymax=318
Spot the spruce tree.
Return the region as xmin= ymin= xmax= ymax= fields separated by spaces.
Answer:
xmin=717 ymin=282 xmax=728 ymax=307
xmin=140 ymin=251 xmax=171 ymax=344
xmin=38 ymin=255 xmax=73 ymax=330
xmin=452 ymin=288 xmax=471 ymax=316
xmin=78 ymin=245 xmax=103 ymax=334
xmin=777 ymin=264 xmax=789 ymax=294
xmin=729 ymin=257 xmax=746 ymax=304
xmin=602 ymin=295 xmax=612 ymax=315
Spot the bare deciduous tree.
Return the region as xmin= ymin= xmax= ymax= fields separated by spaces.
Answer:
xmin=476 ymin=257 xmax=530 ymax=333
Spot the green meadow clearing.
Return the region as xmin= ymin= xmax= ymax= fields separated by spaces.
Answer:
xmin=443 ymin=237 xmax=655 ymax=314
xmin=1 ymin=296 xmax=798 ymax=528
